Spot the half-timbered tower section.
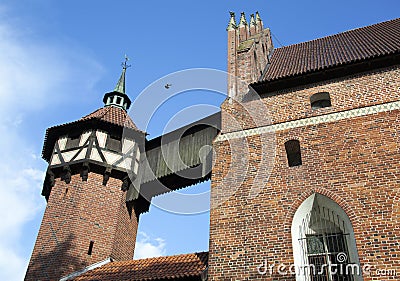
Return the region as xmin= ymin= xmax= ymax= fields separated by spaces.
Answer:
xmin=25 ymin=61 xmax=147 ymax=281
xmin=210 ymin=18 xmax=400 ymax=281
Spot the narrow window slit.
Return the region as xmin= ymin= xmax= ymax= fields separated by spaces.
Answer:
xmin=285 ymin=140 xmax=302 ymax=167
xmin=87 ymin=241 xmax=94 ymax=255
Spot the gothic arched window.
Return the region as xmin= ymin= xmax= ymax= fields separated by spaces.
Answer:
xmin=291 ymin=194 xmax=362 ymax=281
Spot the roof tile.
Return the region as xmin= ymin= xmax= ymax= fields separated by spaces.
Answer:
xmin=73 ymin=252 xmax=208 ymax=281
xmin=80 ymin=106 xmax=142 ymax=132
xmin=261 ymin=18 xmax=400 ymax=82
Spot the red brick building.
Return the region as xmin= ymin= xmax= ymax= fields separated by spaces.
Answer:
xmin=25 ymin=12 xmax=399 ymax=281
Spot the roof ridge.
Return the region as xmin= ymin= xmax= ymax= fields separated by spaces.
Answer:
xmin=274 ymin=18 xmax=400 ymax=51
xmin=128 ymin=251 xmax=208 ymax=263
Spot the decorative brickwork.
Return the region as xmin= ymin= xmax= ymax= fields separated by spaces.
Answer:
xmin=216 ymin=99 xmax=400 ymax=141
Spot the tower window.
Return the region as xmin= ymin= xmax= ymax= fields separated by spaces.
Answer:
xmin=106 ymin=134 xmax=122 ymax=152
xmin=107 ymin=96 xmax=112 ymax=105
xmin=87 ymin=241 xmax=94 ymax=255
xmin=65 ymin=133 xmax=80 ymax=150
xmin=310 ymin=92 xmax=331 ymax=110
xmin=285 ymin=140 xmax=302 ymax=167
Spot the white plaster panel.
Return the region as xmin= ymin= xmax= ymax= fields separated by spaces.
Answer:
xmin=136 ymin=146 xmax=141 ymax=161
xmin=80 ymin=131 xmax=91 ymax=146
xmin=62 ymin=150 xmax=78 ymax=162
xmin=122 ymin=139 xmax=135 ymax=154
xmin=58 ymin=136 xmax=67 ymax=150
xmin=75 ymin=148 xmax=87 ymax=160
xmin=117 ymin=158 xmax=132 ymax=170
xmin=103 ymin=151 xmax=120 ymax=164
xmin=90 ymin=149 xmax=102 ymax=162
xmin=50 ymin=154 xmax=61 ymax=165
xmin=96 ymin=131 xmax=107 ymax=148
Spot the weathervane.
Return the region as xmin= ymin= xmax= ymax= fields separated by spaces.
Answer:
xmin=122 ymin=54 xmax=132 ymax=70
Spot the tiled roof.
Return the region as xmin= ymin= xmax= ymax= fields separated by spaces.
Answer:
xmin=80 ymin=106 xmax=142 ymax=132
xmin=259 ymin=18 xmax=400 ymax=83
xmin=73 ymin=252 xmax=208 ymax=281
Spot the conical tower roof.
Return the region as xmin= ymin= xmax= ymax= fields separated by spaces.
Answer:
xmin=42 ymin=58 xmax=145 ymax=162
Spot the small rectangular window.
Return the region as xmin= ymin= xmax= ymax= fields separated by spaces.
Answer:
xmin=310 ymin=92 xmax=332 ymax=110
xmin=285 ymin=140 xmax=302 ymax=167
xmin=106 ymin=134 xmax=122 ymax=152
xmin=65 ymin=134 xmax=80 ymax=150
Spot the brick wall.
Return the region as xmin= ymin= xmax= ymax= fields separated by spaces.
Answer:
xmin=25 ymin=172 xmax=138 ymax=281
xmin=222 ymin=66 xmax=400 ymax=134
xmin=209 ymin=66 xmax=400 ymax=280
xmin=227 ymin=24 xmax=273 ymax=99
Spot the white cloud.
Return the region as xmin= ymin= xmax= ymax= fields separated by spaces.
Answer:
xmin=134 ymin=232 xmax=166 ymax=259
xmin=0 ymin=109 xmax=46 ymax=279
xmin=0 ymin=7 xmax=103 ymax=281
xmin=0 ymin=246 xmax=27 ymax=281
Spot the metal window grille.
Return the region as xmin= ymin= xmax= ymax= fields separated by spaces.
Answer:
xmin=298 ymin=205 xmax=354 ymax=281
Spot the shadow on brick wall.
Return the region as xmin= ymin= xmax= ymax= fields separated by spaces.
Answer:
xmin=25 ymin=233 xmax=86 ymax=281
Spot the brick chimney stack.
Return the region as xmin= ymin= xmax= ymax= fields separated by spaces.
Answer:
xmin=226 ymin=11 xmax=274 ymax=99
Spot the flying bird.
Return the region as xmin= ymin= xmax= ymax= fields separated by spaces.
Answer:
xmin=164 ymin=83 xmax=172 ymax=89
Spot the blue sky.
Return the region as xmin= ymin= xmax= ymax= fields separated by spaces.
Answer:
xmin=0 ymin=1 xmax=398 ymax=280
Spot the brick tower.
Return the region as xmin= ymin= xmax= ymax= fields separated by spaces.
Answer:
xmin=25 ymin=59 xmax=146 ymax=280
xmin=226 ymin=11 xmax=273 ymax=98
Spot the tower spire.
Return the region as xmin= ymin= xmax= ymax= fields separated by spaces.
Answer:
xmin=250 ymin=13 xmax=256 ymax=26
xmin=114 ymin=55 xmax=131 ymax=94
xmin=249 ymin=14 xmax=256 ymax=35
xmin=238 ymin=12 xmax=247 ymax=27
xmin=255 ymin=11 xmax=263 ymax=31
xmin=103 ymin=55 xmax=132 ymax=111
xmin=227 ymin=11 xmax=237 ymax=30
xmin=238 ymin=12 xmax=249 ymax=41
xmin=255 ymin=11 xmax=262 ymax=22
